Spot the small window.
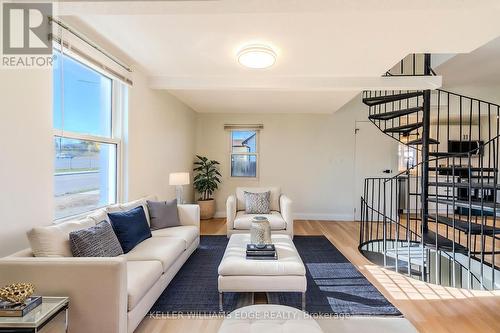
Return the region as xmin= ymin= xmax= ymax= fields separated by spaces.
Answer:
xmin=231 ymin=130 xmax=258 ymax=177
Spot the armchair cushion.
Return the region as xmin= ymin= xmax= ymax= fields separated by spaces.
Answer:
xmin=233 ymin=211 xmax=286 ymax=230
xmin=236 ymin=187 xmax=280 ymax=211
xmin=244 ymin=191 xmax=271 ymax=214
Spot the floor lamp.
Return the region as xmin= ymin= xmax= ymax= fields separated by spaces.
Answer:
xmin=169 ymin=172 xmax=190 ymax=204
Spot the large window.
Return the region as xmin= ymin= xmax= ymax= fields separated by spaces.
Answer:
xmin=53 ymin=49 xmax=121 ymax=219
xmin=230 ymin=130 xmax=258 ymax=177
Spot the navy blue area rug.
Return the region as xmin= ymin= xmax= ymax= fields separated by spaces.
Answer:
xmin=149 ymin=235 xmax=401 ymax=316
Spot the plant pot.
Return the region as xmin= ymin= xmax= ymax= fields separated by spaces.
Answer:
xmin=198 ymin=199 xmax=216 ymax=220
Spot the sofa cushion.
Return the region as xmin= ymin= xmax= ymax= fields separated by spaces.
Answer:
xmin=69 ymin=221 xmax=123 ymax=257
xmin=233 ymin=211 xmax=286 ymax=230
xmin=147 ymin=199 xmax=180 ymax=230
xmin=88 ymin=196 xmax=157 ymax=226
xmin=87 ymin=209 xmax=109 ymax=224
xmin=236 ymin=187 xmax=280 ymax=212
xmin=123 ymin=237 xmax=185 ymax=272
xmin=27 ymin=218 xmax=96 ymax=257
xmin=108 ymin=206 xmax=152 ymax=254
xmin=120 ymin=196 xmax=156 ymax=226
xmin=126 ymin=260 xmax=163 ymax=311
xmin=151 ymin=226 xmax=199 ymax=249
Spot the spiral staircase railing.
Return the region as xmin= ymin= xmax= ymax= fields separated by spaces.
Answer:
xmin=359 ymin=54 xmax=500 ymax=290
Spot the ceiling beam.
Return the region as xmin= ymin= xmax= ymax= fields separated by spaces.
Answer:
xmin=54 ymin=1 xmax=500 ymax=16
xmin=149 ymin=75 xmax=442 ymax=91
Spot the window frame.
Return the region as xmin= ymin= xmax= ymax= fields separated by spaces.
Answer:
xmin=53 ymin=47 xmax=124 ymax=222
xmin=229 ymin=129 xmax=259 ymax=179
xmin=398 ymin=143 xmax=417 ymax=173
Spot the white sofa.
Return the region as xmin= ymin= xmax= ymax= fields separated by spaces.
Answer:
xmin=226 ymin=187 xmax=293 ymax=238
xmin=0 ymin=197 xmax=200 ymax=333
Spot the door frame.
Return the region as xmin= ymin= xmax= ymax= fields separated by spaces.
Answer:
xmin=353 ymin=120 xmax=398 ymax=221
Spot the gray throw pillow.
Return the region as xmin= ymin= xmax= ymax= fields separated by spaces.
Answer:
xmin=244 ymin=191 xmax=271 ymax=214
xmin=147 ymin=199 xmax=180 ymax=230
xmin=69 ymin=221 xmax=123 ymax=257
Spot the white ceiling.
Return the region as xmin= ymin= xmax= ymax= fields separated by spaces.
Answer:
xmin=57 ymin=0 xmax=500 ymax=113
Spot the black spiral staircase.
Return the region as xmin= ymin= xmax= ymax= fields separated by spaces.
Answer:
xmin=359 ymin=54 xmax=500 ymax=290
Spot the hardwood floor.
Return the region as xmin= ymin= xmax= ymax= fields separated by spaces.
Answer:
xmin=136 ymin=219 xmax=500 ymax=333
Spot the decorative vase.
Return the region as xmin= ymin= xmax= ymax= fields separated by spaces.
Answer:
xmin=250 ymin=216 xmax=271 ymax=245
xmin=198 ymin=199 xmax=216 ymax=219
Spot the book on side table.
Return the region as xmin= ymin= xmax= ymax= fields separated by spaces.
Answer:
xmin=0 ymin=296 xmax=42 ymax=317
xmin=246 ymin=244 xmax=277 ymax=260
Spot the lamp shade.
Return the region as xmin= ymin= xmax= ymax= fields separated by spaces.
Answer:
xmin=169 ymin=172 xmax=190 ymax=186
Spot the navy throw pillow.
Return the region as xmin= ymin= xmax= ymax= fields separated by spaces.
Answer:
xmin=108 ymin=206 xmax=152 ymax=253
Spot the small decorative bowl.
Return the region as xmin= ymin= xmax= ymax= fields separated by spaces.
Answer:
xmin=0 ymin=283 xmax=35 ymax=305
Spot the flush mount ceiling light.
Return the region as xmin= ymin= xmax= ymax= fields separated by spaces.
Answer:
xmin=237 ymin=45 xmax=277 ymax=69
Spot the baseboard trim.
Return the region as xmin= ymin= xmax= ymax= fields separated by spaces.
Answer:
xmin=294 ymin=213 xmax=353 ymax=221
xmin=214 ymin=211 xmax=226 ymax=218
xmin=214 ymin=211 xmax=353 ymax=221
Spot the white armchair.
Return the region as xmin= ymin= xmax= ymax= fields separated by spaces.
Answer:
xmin=226 ymin=187 xmax=293 ymax=238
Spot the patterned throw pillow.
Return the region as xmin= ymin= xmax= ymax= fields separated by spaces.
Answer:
xmin=244 ymin=191 xmax=271 ymax=214
xmin=69 ymin=221 xmax=123 ymax=257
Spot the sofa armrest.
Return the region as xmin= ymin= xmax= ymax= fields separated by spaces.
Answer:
xmin=0 ymin=257 xmax=127 ymax=333
xmin=226 ymin=195 xmax=237 ymax=234
xmin=280 ymin=194 xmax=294 ymax=238
xmin=178 ymin=204 xmax=200 ymax=228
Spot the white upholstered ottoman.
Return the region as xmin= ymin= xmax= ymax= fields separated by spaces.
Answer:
xmin=218 ymin=234 xmax=307 ymax=311
xmin=218 ymin=304 xmax=323 ymax=333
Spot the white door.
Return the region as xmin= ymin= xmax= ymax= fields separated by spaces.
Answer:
xmin=354 ymin=121 xmax=399 ymax=221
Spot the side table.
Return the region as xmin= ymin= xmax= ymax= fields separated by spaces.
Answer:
xmin=0 ymin=297 xmax=69 ymax=333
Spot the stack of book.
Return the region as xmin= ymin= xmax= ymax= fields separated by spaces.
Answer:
xmin=246 ymin=244 xmax=277 ymax=260
xmin=0 ymin=296 xmax=42 ymax=317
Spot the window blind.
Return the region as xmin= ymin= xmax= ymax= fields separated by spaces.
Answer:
xmin=224 ymin=124 xmax=264 ymax=130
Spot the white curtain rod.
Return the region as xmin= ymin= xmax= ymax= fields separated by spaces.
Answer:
xmin=50 ymin=17 xmax=132 ymax=73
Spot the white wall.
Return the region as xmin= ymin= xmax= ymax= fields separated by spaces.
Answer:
xmin=125 ymin=71 xmax=196 ymax=202
xmin=443 ymin=84 xmax=500 ymax=106
xmin=0 ymin=60 xmax=196 ymax=258
xmin=195 ymin=95 xmax=372 ymax=220
xmin=0 ymin=69 xmax=53 ymax=257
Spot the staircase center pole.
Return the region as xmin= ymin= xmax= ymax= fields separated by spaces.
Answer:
xmin=421 ymin=53 xmax=431 ymax=232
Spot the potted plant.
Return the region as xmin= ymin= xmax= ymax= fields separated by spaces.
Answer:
xmin=193 ymin=155 xmax=221 ymax=219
